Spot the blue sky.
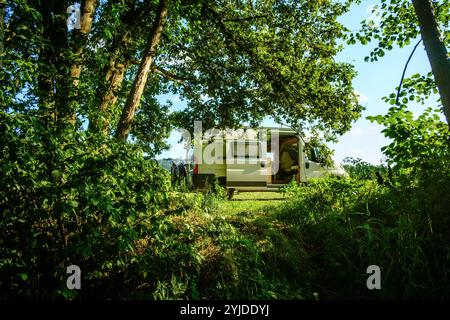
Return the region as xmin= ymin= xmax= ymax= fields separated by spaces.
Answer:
xmin=156 ymin=1 xmax=436 ymax=164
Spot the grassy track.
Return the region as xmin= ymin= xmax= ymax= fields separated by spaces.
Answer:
xmin=217 ymin=192 xmax=286 ymax=216
xmin=203 ymin=191 xmax=311 ymax=299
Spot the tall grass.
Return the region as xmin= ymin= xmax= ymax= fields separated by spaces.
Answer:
xmin=279 ymin=174 xmax=450 ymax=299
xmin=149 ymin=168 xmax=450 ymax=299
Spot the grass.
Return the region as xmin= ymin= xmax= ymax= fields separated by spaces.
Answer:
xmin=156 ymin=190 xmax=310 ymax=299
xmin=120 ymin=178 xmax=450 ymax=300
xmin=214 ymin=192 xmax=297 ymax=259
xmin=202 ymin=191 xmax=313 ymax=299
xmin=182 ymin=176 xmax=450 ymax=300
xmin=217 ymin=192 xmax=286 ymax=216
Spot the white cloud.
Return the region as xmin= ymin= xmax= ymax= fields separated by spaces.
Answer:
xmin=348 ymin=127 xmax=364 ymax=137
xmin=354 ymin=90 xmax=369 ymax=104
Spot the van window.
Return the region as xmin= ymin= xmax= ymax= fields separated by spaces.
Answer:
xmin=305 ymin=145 xmax=324 ymax=163
xmin=230 ymin=141 xmax=261 ymax=158
xmin=305 ymin=145 xmax=318 ymax=163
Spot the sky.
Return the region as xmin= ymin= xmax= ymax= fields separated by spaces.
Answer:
xmin=156 ymin=0 xmax=436 ymax=164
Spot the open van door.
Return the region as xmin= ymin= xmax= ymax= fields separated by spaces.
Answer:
xmin=304 ymin=145 xmax=329 ymax=180
xmin=225 ymin=140 xmax=268 ymax=188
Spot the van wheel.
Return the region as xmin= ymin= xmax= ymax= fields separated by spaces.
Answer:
xmin=227 ymin=188 xmax=235 ymax=200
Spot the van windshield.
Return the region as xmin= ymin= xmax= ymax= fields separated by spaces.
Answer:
xmin=305 ymin=145 xmax=322 ymax=163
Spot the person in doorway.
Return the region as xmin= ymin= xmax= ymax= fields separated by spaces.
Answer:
xmin=171 ymin=161 xmax=178 ymax=187
xmin=178 ymin=161 xmax=187 ymax=187
xmin=279 ymin=137 xmax=299 ymax=181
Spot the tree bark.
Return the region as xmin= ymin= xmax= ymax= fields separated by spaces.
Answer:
xmin=412 ymin=0 xmax=450 ymax=128
xmin=90 ymin=0 xmax=153 ymax=135
xmin=66 ymin=0 xmax=98 ymax=125
xmin=89 ymin=32 xmax=131 ymax=135
xmin=0 ymin=0 xmax=5 ymax=69
xmin=69 ymin=0 xmax=98 ymax=87
xmin=115 ymin=0 xmax=169 ymax=141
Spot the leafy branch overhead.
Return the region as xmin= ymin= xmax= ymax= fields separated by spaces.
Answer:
xmin=349 ymin=0 xmax=450 ymax=128
xmin=1 ymin=0 xmax=362 ymax=150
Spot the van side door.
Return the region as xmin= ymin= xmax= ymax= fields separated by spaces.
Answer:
xmin=225 ymin=140 xmax=268 ymax=188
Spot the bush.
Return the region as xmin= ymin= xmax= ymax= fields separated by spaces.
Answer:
xmin=0 ymin=113 xmax=289 ymax=300
xmin=342 ymin=157 xmax=387 ymax=181
xmin=0 ymin=112 xmax=173 ymax=299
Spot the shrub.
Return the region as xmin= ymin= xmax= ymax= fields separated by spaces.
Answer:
xmin=342 ymin=157 xmax=387 ymax=181
xmin=0 ymin=112 xmax=172 ymax=299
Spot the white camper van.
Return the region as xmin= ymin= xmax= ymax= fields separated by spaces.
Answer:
xmin=192 ymin=127 xmax=347 ymax=197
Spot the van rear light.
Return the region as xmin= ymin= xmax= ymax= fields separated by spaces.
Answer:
xmin=193 ymin=156 xmax=199 ymax=175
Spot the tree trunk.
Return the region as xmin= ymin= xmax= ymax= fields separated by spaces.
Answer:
xmin=69 ymin=0 xmax=98 ymax=87
xmin=90 ymin=0 xmax=153 ymax=135
xmin=66 ymin=0 xmax=98 ymax=125
xmin=33 ymin=0 xmax=73 ymax=135
xmin=51 ymin=1 xmax=72 ymax=128
xmin=93 ymin=59 xmax=129 ymax=134
xmin=36 ymin=1 xmax=60 ymax=121
xmin=89 ymin=32 xmax=131 ymax=135
xmin=412 ymin=0 xmax=450 ymax=128
xmin=0 ymin=0 xmax=5 ymax=69
xmin=115 ymin=0 xmax=169 ymax=141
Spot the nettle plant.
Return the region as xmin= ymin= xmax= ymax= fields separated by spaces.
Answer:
xmin=368 ymin=106 xmax=448 ymax=178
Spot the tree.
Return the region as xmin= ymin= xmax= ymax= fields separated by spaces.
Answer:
xmin=116 ymin=0 xmax=169 ymax=140
xmin=69 ymin=0 xmax=98 ymax=89
xmin=2 ymin=0 xmax=362 ymax=150
xmin=412 ymin=0 xmax=450 ymax=129
xmin=349 ymin=0 xmax=449 ymax=128
xmin=0 ymin=0 xmax=5 ymax=68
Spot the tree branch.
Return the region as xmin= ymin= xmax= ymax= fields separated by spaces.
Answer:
xmin=395 ymin=38 xmax=423 ymax=106
xmin=150 ymin=65 xmax=192 ymax=83
xmin=222 ymin=14 xmax=268 ymax=22
xmin=150 ymin=65 xmax=196 ymax=98
xmin=205 ymin=4 xmax=310 ymax=102
xmin=116 ymin=0 xmax=169 ymax=141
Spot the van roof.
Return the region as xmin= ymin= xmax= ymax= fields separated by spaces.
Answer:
xmin=200 ymin=127 xmax=302 ymax=142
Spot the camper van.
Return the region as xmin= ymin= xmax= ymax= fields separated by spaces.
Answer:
xmin=192 ymin=127 xmax=347 ymax=198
